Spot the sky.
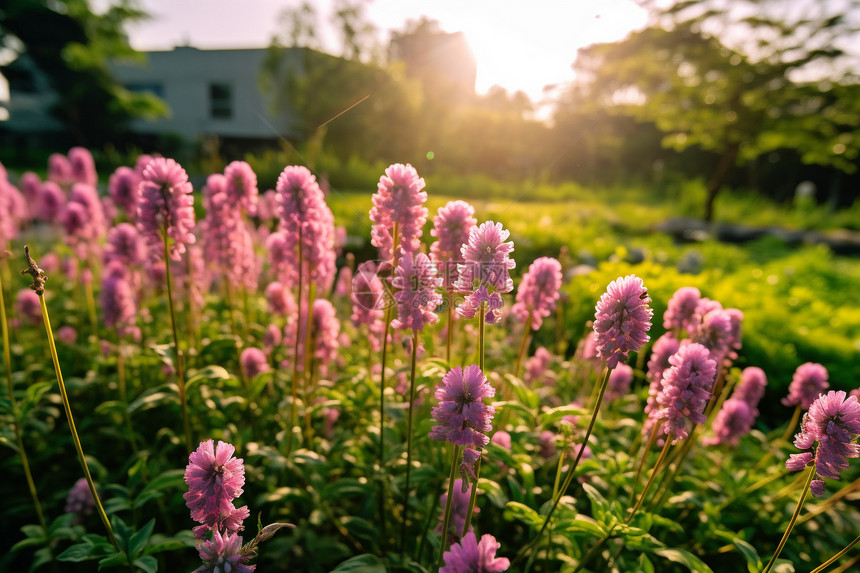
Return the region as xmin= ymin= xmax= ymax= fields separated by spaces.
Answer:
xmin=127 ymin=0 xmax=649 ymax=105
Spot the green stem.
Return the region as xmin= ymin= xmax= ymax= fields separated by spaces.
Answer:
xmin=288 ymin=225 xmax=304 ymax=456
xmin=302 ymin=282 xmax=317 ymax=445
xmin=116 ymin=341 xmax=139 ymax=455
xmin=446 ymin=294 xmax=454 ymax=366
xmin=649 ymin=425 xmax=700 ymax=513
xmin=513 ymin=313 xmax=532 ymax=378
xmin=633 ymin=425 xmax=659 ymax=492
xmin=437 ymin=445 xmax=462 ymax=568
xmin=400 ymin=331 xmax=420 ymax=560
xmin=810 ymin=534 xmax=860 ymax=573
xmin=0 ymin=270 xmax=46 ymax=531
xmin=627 ymin=438 xmax=672 ymax=523
xmin=459 ymin=303 xmax=488 ymax=537
xmin=761 ymin=465 xmax=815 ymax=573
xmin=798 ymin=474 xmax=860 ymax=525
xmin=780 ymin=404 xmax=803 ymax=443
xmin=163 ymin=232 xmax=192 ymax=453
xmin=38 ymin=293 xmax=120 ymax=550
xmin=516 ymin=367 xmax=611 ymax=566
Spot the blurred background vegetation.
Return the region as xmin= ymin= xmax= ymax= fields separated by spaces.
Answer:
xmin=1 ymin=0 xmax=859 ymax=421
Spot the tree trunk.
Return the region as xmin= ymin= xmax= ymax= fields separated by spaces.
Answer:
xmin=703 ymin=144 xmax=740 ymax=222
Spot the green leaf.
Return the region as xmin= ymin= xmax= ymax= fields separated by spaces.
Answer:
xmin=127 ymin=387 xmax=175 ymax=414
xmin=128 ymin=519 xmax=155 ymax=558
xmin=732 ymin=538 xmax=763 ymax=573
xmin=186 ymin=365 xmax=232 ymax=390
xmin=329 ymin=553 xmax=386 ymax=573
xmin=133 ymin=555 xmax=158 ymax=573
xmin=503 ymin=501 xmax=544 ymax=530
xmin=653 ymin=548 xmax=715 ymax=573
xmin=57 ymin=542 xmax=108 ymax=562
xmin=581 ymin=483 xmax=612 ymax=523
xmin=559 ymin=518 xmax=606 ymax=538
xmin=98 ymin=551 xmax=130 ymax=569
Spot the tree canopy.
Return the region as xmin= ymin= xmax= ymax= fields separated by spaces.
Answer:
xmin=566 ymin=0 xmax=860 ymax=220
xmin=1 ymin=0 xmax=165 ymax=146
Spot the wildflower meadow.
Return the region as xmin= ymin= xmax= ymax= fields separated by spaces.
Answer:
xmin=2 ymin=150 xmax=860 ymax=573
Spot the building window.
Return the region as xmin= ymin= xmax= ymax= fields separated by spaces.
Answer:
xmin=210 ymin=83 xmax=232 ymax=119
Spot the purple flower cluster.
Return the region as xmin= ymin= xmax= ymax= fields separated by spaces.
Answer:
xmin=137 ymin=157 xmax=197 ymax=262
xmin=605 ymin=363 xmax=634 ymax=402
xmin=786 ymin=391 xmax=860 ymax=496
xmin=782 ymin=362 xmax=830 ymax=410
xmin=705 ymin=366 xmax=768 ymax=446
xmin=61 ymin=183 xmax=107 ymax=259
xmin=241 ymin=347 xmax=270 ymax=379
xmin=455 ymin=221 xmax=516 ymax=295
xmin=429 ymin=365 xmax=496 ymax=450
xmin=275 ymin=166 xmax=336 ymax=291
xmin=369 ymin=163 xmax=428 ymax=260
xmin=593 ymin=275 xmax=653 ymax=369
xmin=651 ymin=343 xmax=717 ymax=444
xmin=391 ymin=251 xmax=443 ymax=333
xmin=64 ymin=477 xmax=95 ymax=522
xmin=440 ymin=531 xmax=510 ymax=573
xmin=68 ymin=146 xmax=97 ymax=186
xmin=108 ymin=166 xmax=141 ymax=221
xmin=101 ymin=263 xmax=138 ymax=338
xmin=436 ymin=478 xmax=478 ymax=542
xmin=264 ymin=281 xmax=297 ymax=317
xmin=511 ymin=256 xmax=563 ymax=331
xmin=430 ymin=200 xmax=477 ymax=290
xmin=664 ymin=286 xmax=702 ymax=335
xmin=201 ymin=173 xmax=259 ymax=290
xmin=524 ymin=346 xmax=554 ymax=385
xmin=350 ymin=261 xmax=387 ymax=352
xmin=184 ymin=440 xmax=250 ymax=539
xmin=284 ymin=299 xmax=341 ymax=377
xmin=223 ymin=160 xmax=259 ymax=217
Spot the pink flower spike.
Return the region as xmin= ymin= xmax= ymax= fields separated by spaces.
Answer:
xmin=369 ymin=163 xmax=428 ymax=260
xmin=511 ymin=256 xmax=563 ymax=331
xmin=391 ymin=251 xmax=443 ymax=333
xmin=455 ymin=221 xmax=516 ymax=295
xmin=431 ymin=200 xmax=477 ymax=290
xmin=137 ymin=157 xmax=197 ymax=262
xmin=429 ymin=365 xmax=496 ymax=450
xmin=653 ymin=343 xmax=716 ymax=444
xmin=593 ymin=274 xmax=653 ymax=369
xmin=782 ymin=362 xmax=830 ymax=410
xmin=183 ymin=440 xmax=250 ymax=536
xmin=457 ymin=285 xmax=504 ymax=324
xmin=440 ymin=531 xmax=510 ymax=573
xmin=224 ymin=160 xmax=259 ymax=216
xmin=787 ymin=391 xmax=860 ymax=496
xmin=664 ymin=286 xmax=701 ymax=335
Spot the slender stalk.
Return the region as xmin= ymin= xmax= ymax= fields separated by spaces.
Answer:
xmin=116 ymin=341 xmax=139 ymax=454
xmin=649 ymin=425 xmax=700 ymax=513
xmin=446 ymin=294 xmax=454 ymax=366
xmin=302 ymin=282 xmax=317 ymax=445
xmin=0 ymin=269 xmax=46 ymax=531
xmin=163 ymin=231 xmax=192 ymax=453
xmin=83 ymin=276 xmax=98 ymax=338
xmin=798 ymin=474 xmax=860 ymax=525
xmin=460 ymin=302 xmax=487 ymax=537
xmin=437 ymin=445 xmax=462 ymax=568
xmin=224 ymin=282 xmax=247 ymax=388
xmin=780 ymin=404 xmax=803 ymax=443
xmin=627 ymin=438 xmax=673 ymax=522
xmin=288 ymin=225 xmax=304 ymax=455
xmin=400 ymin=331 xmax=420 ymax=560
xmin=552 ymin=448 xmax=566 ymax=500
xmin=36 ymin=288 xmax=119 ymax=550
xmin=513 ymin=311 xmax=532 ymax=378
xmin=516 ymin=367 xmax=612 ymax=566
xmin=633 ymin=425 xmax=659 ymax=489
xmin=810 ymin=534 xmax=860 ymax=573
xmin=761 ymin=465 xmax=815 ymax=573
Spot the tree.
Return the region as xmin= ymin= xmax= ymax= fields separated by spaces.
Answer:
xmin=567 ymin=0 xmax=860 ymax=220
xmin=1 ymin=0 xmax=165 ymax=146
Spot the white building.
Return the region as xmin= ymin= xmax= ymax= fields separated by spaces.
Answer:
xmin=1 ymin=46 xmax=300 ymax=145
